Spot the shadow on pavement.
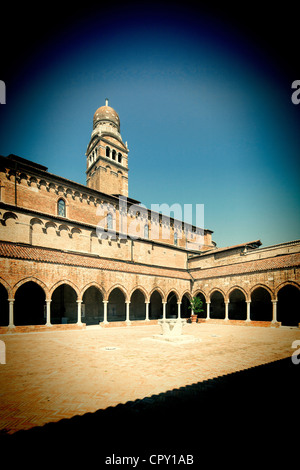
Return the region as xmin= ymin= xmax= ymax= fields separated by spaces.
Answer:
xmin=1 ymin=357 xmax=298 ymax=466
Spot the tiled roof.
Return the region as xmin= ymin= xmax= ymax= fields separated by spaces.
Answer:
xmin=1 ymin=241 xmax=299 ymax=282
xmin=190 ymin=240 xmax=262 ymax=258
xmin=190 ymin=253 xmax=300 ymax=280
xmin=0 ymin=242 xmax=190 ymax=280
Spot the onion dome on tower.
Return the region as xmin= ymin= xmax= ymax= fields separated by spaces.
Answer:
xmin=93 ymin=98 xmax=120 ymax=132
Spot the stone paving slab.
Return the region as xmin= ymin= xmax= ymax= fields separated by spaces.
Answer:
xmin=0 ymin=323 xmax=299 ymax=435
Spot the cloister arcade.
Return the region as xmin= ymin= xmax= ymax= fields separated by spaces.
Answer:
xmin=0 ymin=278 xmax=299 ymax=329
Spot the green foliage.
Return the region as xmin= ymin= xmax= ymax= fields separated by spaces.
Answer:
xmin=188 ymin=296 xmax=204 ymax=314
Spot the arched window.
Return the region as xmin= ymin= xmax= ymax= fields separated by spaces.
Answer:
xmin=58 ymin=199 xmax=66 ymax=217
xmin=174 ymin=232 xmax=178 ymax=246
xmin=106 ymin=147 xmax=110 ymax=157
xmin=112 ymin=150 xmax=116 ymax=160
xmin=107 ymin=212 xmax=113 ymax=230
xmin=144 ymin=224 xmax=149 ymax=239
xmin=118 ymin=153 xmax=122 ymax=164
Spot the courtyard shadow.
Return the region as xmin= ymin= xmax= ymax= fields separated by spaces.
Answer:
xmin=1 ymin=357 xmax=298 ymax=466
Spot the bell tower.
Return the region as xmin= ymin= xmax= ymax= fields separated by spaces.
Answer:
xmin=86 ymin=99 xmax=129 ymax=197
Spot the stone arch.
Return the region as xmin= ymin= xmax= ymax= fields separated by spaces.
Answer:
xmin=50 ymin=279 xmax=80 ymax=298
xmin=107 ymin=286 xmax=126 ymax=322
xmin=80 ymin=282 xmax=105 ymax=301
xmin=82 ymin=284 xmax=104 ymax=325
xmin=149 ymin=288 xmax=163 ymax=320
xmin=149 ymin=286 xmax=165 ymax=301
xmin=130 ymin=287 xmax=147 ymax=321
xmin=226 ymin=285 xmax=249 ymax=302
xmin=180 ymin=290 xmax=192 ymax=319
xmin=165 ymin=288 xmax=180 ymax=303
xmin=228 ymin=287 xmax=247 ymax=320
xmin=274 ymin=280 xmax=300 ymax=299
xmin=209 ymin=288 xmax=225 ymax=319
xmin=192 ymin=289 xmax=207 ymax=319
xmin=193 ymin=288 xmax=208 ymax=303
xmin=180 ymin=290 xmax=192 ymax=302
xmin=166 ymin=290 xmax=179 ymax=319
xmin=277 ymin=282 xmax=300 ymax=327
xmin=250 ymin=283 xmax=274 ymax=300
xmin=208 ymin=287 xmax=226 ymax=300
xmin=250 ymin=285 xmax=273 ymax=321
xmin=129 ymin=285 xmax=149 ymax=303
xmin=13 ymin=277 xmax=49 ymax=299
xmin=106 ymin=284 xmax=128 ymax=302
xmin=50 ymin=281 xmax=78 ymax=324
xmin=14 ymin=280 xmax=46 ymax=326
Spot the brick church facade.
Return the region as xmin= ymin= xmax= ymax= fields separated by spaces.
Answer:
xmin=0 ymin=101 xmax=299 ymax=332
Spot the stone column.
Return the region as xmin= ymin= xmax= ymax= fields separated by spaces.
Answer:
xmin=125 ymin=301 xmax=131 ymax=324
xmin=8 ymin=299 xmax=15 ymax=328
xmin=272 ymin=300 xmax=278 ymax=323
xmin=46 ymin=300 xmax=51 ymax=326
xmin=206 ymin=301 xmax=210 ymax=320
xmin=77 ymin=300 xmax=82 ymax=325
xmin=225 ymin=300 xmax=229 ymax=320
xmin=246 ymin=300 xmax=251 ymax=322
xmin=145 ymin=302 xmax=150 ymax=321
xmin=102 ymin=300 xmax=108 ymax=324
xmin=162 ymin=302 xmax=167 ymax=320
xmin=177 ymin=302 xmax=181 ymax=319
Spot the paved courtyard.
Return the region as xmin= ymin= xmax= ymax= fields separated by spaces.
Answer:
xmin=0 ymin=322 xmax=299 ymax=435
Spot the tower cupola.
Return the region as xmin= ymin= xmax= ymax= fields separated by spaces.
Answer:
xmin=86 ymin=100 xmax=129 ymax=197
xmin=93 ymin=99 xmax=120 ymax=132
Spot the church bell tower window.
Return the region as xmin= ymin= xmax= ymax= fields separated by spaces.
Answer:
xmin=58 ymin=198 xmax=66 ymax=217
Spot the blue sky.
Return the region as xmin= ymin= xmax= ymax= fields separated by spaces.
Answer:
xmin=0 ymin=3 xmax=299 ymax=248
